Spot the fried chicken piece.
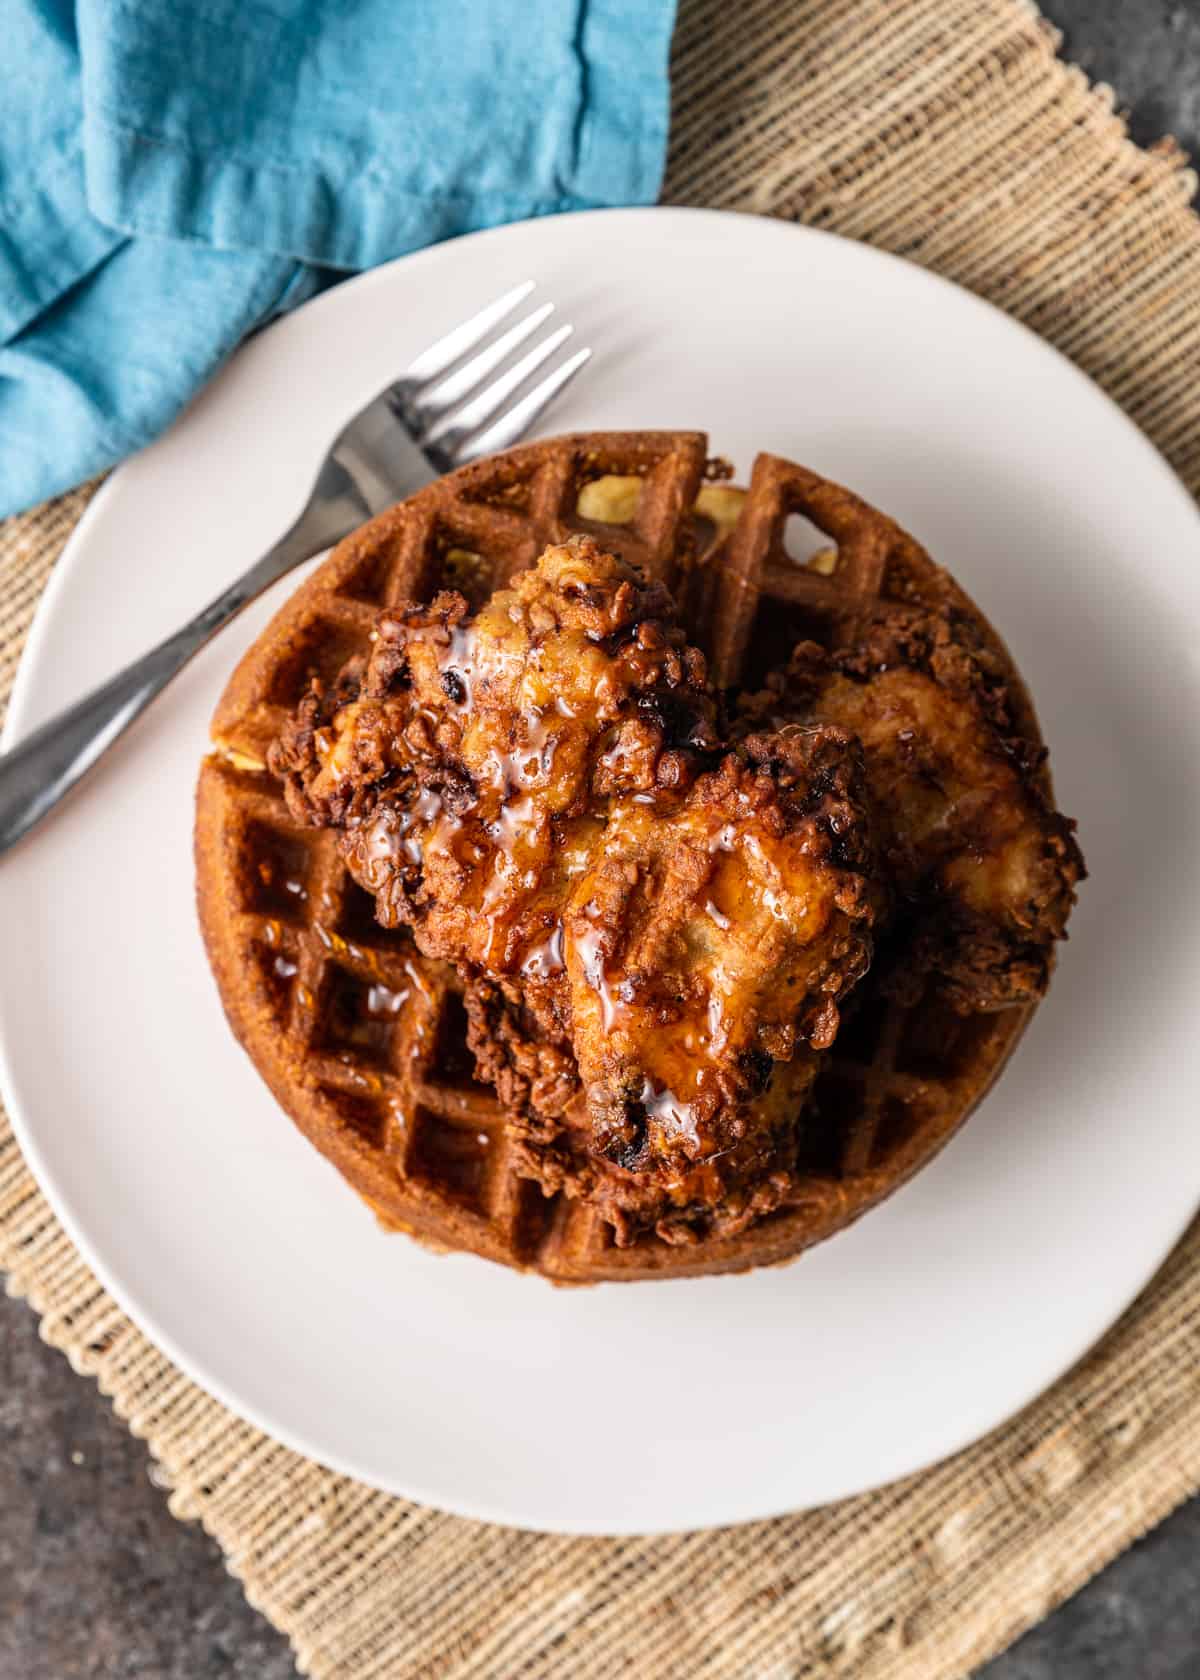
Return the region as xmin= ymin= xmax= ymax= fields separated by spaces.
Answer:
xmin=271 ymin=538 xmax=877 ymax=1231
xmin=558 ymin=725 xmax=873 ymax=1164
xmin=736 ymin=605 xmax=1084 ymax=1012
xmin=463 ymin=972 xmax=816 ymax=1247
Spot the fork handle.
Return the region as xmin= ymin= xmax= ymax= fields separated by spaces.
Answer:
xmin=0 ymin=504 xmax=354 ymax=856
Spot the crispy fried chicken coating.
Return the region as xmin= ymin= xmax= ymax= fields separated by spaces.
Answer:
xmin=271 ymin=538 xmax=877 ymax=1234
xmin=736 ymin=605 xmax=1084 ymax=1012
xmin=463 ymin=972 xmax=818 ymax=1247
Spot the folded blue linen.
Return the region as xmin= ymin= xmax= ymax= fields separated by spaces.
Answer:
xmin=0 ymin=0 xmax=675 ymax=517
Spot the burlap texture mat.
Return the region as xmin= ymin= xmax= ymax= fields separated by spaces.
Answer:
xmin=3 ymin=2 xmax=1199 ymax=1674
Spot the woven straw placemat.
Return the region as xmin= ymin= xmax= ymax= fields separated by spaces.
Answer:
xmin=4 ymin=2 xmax=1200 ymax=1675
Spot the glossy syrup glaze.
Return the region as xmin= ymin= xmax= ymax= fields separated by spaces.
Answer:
xmin=270 ymin=537 xmax=876 ymax=1228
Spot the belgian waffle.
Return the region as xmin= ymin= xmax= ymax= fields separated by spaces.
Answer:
xmin=196 ymin=433 xmax=1042 ymax=1283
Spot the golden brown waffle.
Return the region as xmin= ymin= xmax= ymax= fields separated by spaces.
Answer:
xmin=196 ymin=433 xmax=1038 ymax=1283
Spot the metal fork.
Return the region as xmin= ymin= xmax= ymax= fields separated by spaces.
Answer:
xmin=0 ymin=283 xmax=591 ymax=854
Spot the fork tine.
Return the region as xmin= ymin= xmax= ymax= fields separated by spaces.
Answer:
xmin=399 ymin=280 xmax=536 ymax=390
xmin=427 ymin=324 xmax=574 ymax=448
xmin=450 ymin=345 xmax=593 ymax=465
xmin=413 ymin=302 xmax=555 ymax=425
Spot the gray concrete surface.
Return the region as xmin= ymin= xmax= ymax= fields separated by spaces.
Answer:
xmin=0 ymin=1303 xmax=296 ymax=1680
xmin=1048 ymin=0 xmax=1200 ymax=157
xmin=3 ymin=2 xmax=1199 ymax=1675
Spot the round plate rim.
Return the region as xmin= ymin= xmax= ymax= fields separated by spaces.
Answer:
xmin=1 ymin=205 xmax=1198 ymax=1535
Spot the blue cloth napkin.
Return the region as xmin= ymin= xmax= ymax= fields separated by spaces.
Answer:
xmin=0 ymin=0 xmax=675 ymax=518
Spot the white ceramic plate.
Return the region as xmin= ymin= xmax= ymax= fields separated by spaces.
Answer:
xmin=3 ymin=208 xmax=1199 ymax=1536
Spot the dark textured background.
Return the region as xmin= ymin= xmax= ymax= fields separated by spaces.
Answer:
xmin=3 ymin=4 xmax=1200 ymax=1676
